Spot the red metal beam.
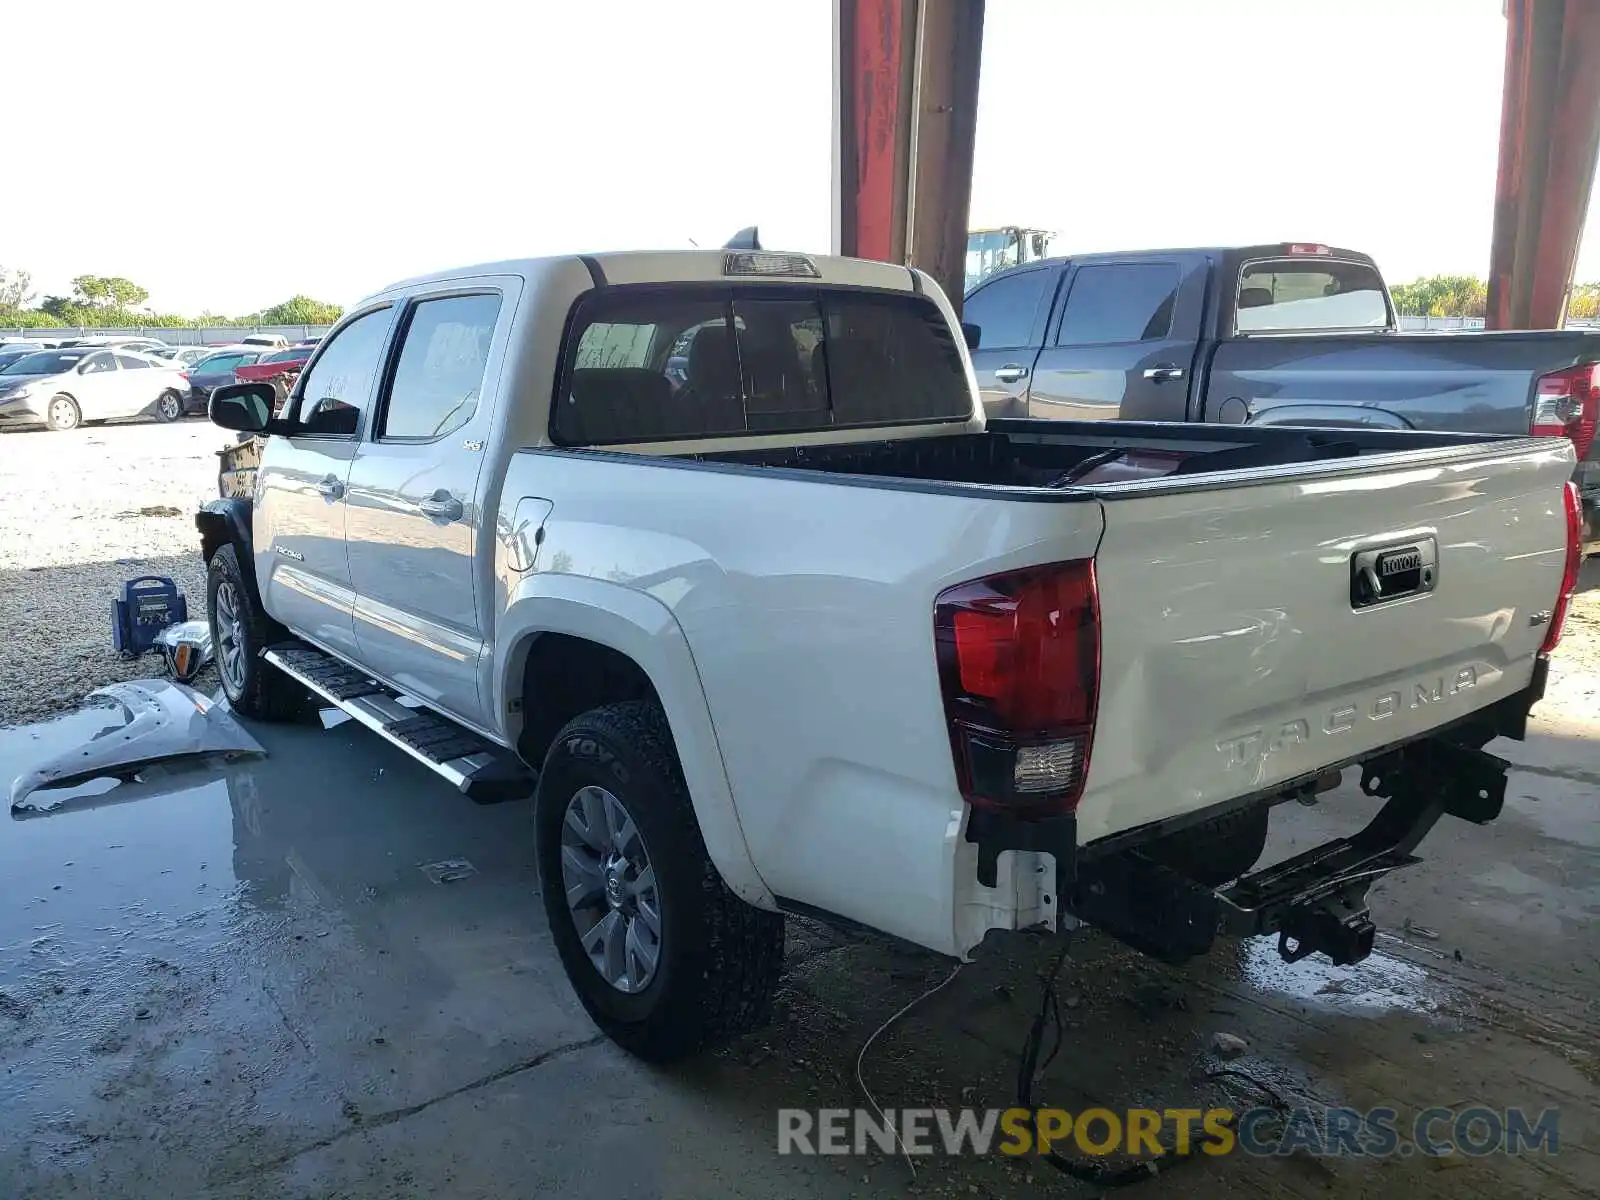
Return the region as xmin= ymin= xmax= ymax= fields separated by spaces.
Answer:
xmin=833 ymin=0 xmax=985 ymax=309
xmin=833 ymin=0 xmax=914 ymax=264
xmin=1488 ymin=0 xmax=1600 ymax=329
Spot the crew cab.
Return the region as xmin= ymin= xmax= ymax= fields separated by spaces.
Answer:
xmin=962 ymin=243 xmax=1600 ymax=549
xmin=195 ymin=246 xmax=1582 ymax=1061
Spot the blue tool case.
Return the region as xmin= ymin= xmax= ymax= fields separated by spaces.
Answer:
xmin=112 ymin=576 xmax=188 ymax=658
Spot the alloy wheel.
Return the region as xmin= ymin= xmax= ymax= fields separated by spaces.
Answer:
xmin=560 ymin=784 xmax=663 ymax=993
xmin=214 ymin=579 xmax=248 ymax=695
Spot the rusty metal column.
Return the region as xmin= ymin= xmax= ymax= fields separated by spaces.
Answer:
xmin=833 ymin=0 xmax=985 ymax=311
xmin=1487 ymin=0 xmax=1600 ymax=329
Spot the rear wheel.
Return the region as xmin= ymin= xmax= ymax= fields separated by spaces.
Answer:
xmin=535 ymin=700 xmax=784 ymax=1061
xmin=206 ymin=544 xmax=304 ymax=720
xmin=46 ymin=395 xmax=80 ymax=431
xmin=154 ymin=390 xmax=183 ymax=423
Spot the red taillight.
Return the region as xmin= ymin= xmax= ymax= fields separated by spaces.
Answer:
xmin=1531 ymin=363 xmax=1599 ymax=461
xmin=1541 ymin=482 xmax=1583 ymax=656
xmin=935 ymin=561 xmax=1100 ymax=816
xmin=1288 ymin=243 xmax=1333 ymax=256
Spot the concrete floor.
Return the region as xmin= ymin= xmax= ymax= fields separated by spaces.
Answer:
xmin=2 ymin=632 xmax=1597 ymax=1197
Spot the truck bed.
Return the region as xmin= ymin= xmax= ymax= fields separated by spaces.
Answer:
xmin=695 ymin=418 xmax=1512 ymax=491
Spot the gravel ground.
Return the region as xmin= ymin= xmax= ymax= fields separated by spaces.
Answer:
xmin=2 ymin=420 xmax=1598 ymax=728
xmin=0 ymin=420 xmax=226 ymax=726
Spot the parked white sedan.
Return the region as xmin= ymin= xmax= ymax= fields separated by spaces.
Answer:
xmin=0 ymin=348 xmax=191 ymax=430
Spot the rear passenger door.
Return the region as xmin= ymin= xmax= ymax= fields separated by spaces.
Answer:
xmin=960 ymin=266 xmax=1055 ymax=419
xmin=69 ymin=351 xmax=123 ymax=419
xmin=113 ymin=353 xmax=160 ymax=415
xmin=1027 ymin=258 xmax=1203 ymax=421
xmin=344 ymin=282 xmax=517 ymax=727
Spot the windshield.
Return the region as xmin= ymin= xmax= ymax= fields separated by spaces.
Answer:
xmin=1236 ymin=259 xmax=1390 ymax=332
xmin=965 ymin=230 xmax=1022 ymax=294
xmin=262 ymin=348 xmax=308 ymax=363
xmin=1 ymin=350 xmax=86 ymax=375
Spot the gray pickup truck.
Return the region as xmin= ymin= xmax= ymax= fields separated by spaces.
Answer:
xmin=962 ymin=242 xmax=1600 ymax=548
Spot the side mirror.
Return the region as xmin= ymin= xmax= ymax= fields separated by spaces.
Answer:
xmin=961 ymin=322 xmax=981 ymax=351
xmin=209 ymin=382 xmax=276 ymax=433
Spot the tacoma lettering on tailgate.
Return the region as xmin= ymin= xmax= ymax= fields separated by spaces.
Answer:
xmin=1217 ymin=666 xmax=1479 ymax=770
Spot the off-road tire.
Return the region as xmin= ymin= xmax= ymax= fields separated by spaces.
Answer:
xmin=205 ymin=543 xmax=304 ymax=721
xmin=1142 ymin=803 xmax=1270 ymax=887
xmin=535 ymin=700 xmax=784 ymax=1061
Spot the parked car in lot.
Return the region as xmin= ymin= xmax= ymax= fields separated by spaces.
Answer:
xmin=239 ymin=334 xmax=290 ymax=349
xmin=185 ymin=348 xmax=263 ymax=413
xmin=232 ymin=344 xmax=314 ymax=382
xmin=0 ymin=347 xmax=189 ymax=429
xmin=0 ymin=347 xmax=42 ymax=372
xmin=962 ymin=242 xmax=1600 ymax=549
xmin=196 ymin=246 xmax=1579 ymax=1062
xmin=55 ymin=336 xmax=171 ymax=354
xmin=148 ymin=345 xmax=220 ymax=368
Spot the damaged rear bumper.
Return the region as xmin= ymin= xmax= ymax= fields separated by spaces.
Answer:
xmin=967 ymin=657 xmax=1548 ymax=967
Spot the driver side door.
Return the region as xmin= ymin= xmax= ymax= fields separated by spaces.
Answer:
xmin=253 ymin=306 xmax=397 ymax=661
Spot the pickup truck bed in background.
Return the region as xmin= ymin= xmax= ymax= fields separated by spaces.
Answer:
xmin=962 ymin=243 xmax=1600 ymax=548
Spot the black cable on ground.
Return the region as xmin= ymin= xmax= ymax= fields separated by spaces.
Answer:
xmin=1015 ymin=930 xmax=1290 ymax=1188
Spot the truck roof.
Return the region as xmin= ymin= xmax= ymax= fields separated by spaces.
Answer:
xmin=375 ymin=249 xmax=920 ymax=299
xmin=1004 ymin=243 xmax=1378 ymax=272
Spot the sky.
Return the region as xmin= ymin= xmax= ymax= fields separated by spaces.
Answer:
xmin=4 ymin=0 xmax=1593 ymax=315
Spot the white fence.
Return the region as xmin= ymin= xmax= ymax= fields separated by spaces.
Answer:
xmin=0 ymin=324 xmax=335 ymax=345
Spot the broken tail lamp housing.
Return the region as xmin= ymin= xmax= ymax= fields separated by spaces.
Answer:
xmin=1540 ymin=481 xmax=1583 ymax=656
xmin=722 ymin=251 xmax=820 ymax=278
xmin=934 ymin=560 xmax=1100 ymax=817
xmin=1531 ymin=362 xmax=1599 ymax=461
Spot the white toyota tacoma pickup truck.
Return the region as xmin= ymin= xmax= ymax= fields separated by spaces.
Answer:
xmin=197 ymin=245 xmax=1582 ymax=1061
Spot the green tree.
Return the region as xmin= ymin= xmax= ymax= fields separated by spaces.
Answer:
xmin=40 ymin=295 xmax=81 ymax=321
xmin=1567 ymin=282 xmax=1600 ymax=320
xmin=70 ymin=274 xmax=149 ymax=312
xmin=0 ymin=266 xmax=34 ymax=314
xmin=259 ymin=295 xmax=343 ymax=325
xmin=1388 ymin=275 xmax=1486 ymax=318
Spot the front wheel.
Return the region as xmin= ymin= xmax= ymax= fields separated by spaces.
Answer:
xmin=46 ymin=395 xmax=80 ymax=431
xmin=154 ymin=390 xmax=184 ymax=423
xmin=536 ymin=700 xmax=784 ymax=1061
xmin=206 ymin=544 xmax=304 ymax=720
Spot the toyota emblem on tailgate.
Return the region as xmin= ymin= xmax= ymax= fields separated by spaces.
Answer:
xmin=1350 ymin=537 xmax=1437 ymax=608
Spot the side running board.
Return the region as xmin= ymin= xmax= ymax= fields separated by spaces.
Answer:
xmin=264 ymin=642 xmax=535 ymax=804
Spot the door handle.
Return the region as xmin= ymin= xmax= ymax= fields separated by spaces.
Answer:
xmin=419 ymin=493 xmax=464 ymax=522
xmin=1142 ymin=365 xmax=1185 ymax=382
xmin=994 ymin=365 xmax=1030 ymax=383
xmin=316 ymin=475 xmax=344 ymax=500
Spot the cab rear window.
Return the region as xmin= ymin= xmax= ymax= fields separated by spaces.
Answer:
xmin=552 ymin=285 xmax=970 ymax=445
xmin=1235 ymin=259 xmax=1390 ymax=332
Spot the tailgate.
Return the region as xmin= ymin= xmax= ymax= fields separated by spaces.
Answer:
xmin=1077 ymin=439 xmax=1574 ymax=844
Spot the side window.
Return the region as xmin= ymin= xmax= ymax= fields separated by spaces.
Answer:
xmin=381 ymin=294 xmax=502 ymax=440
xmin=962 ymin=270 xmax=1048 ymax=349
xmin=115 ymin=354 xmax=151 ymax=369
xmin=293 ymin=308 xmax=392 ymax=437
xmin=81 ymin=353 xmax=116 ymax=374
xmin=1055 ymin=263 xmax=1180 ymax=346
